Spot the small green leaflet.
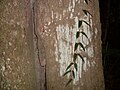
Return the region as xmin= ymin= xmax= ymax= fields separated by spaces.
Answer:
xmin=82 ymin=20 xmax=91 ymax=27
xmin=65 ymin=79 xmax=73 ymax=87
xmin=73 ymin=53 xmax=77 ymax=62
xmin=74 ymin=43 xmax=78 ymax=51
xmin=72 ymin=70 xmax=75 ymax=78
xmin=84 ymin=0 xmax=91 ymax=4
xmin=82 ymin=10 xmax=88 ymax=15
xmin=63 ymin=70 xmax=71 ymax=76
xmin=75 ymin=42 xmax=85 ymax=51
xmin=78 ymin=42 xmax=85 ymax=51
xmin=82 ymin=10 xmax=93 ymax=17
xmin=74 ymin=63 xmax=78 ymax=71
xmin=77 ymin=54 xmax=85 ymax=63
xmin=84 ymin=0 xmax=88 ymax=4
xmin=76 ymin=31 xmax=80 ymax=38
xmin=66 ymin=63 xmax=74 ymax=71
xmin=80 ymin=31 xmax=88 ymax=39
xmin=78 ymin=20 xmax=82 ymax=28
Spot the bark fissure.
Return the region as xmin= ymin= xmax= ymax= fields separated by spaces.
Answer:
xmin=32 ymin=1 xmax=44 ymax=67
xmin=32 ymin=1 xmax=47 ymax=90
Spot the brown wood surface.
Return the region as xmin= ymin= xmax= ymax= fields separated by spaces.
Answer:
xmin=0 ymin=0 xmax=105 ymax=90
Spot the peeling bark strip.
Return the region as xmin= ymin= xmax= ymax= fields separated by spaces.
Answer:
xmin=32 ymin=0 xmax=47 ymax=90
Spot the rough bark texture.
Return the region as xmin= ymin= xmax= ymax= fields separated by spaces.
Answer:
xmin=0 ymin=0 xmax=37 ymax=90
xmin=0 ymin=0 xmax=105 ymax=90
xmin=35 ymin=0 xmax=105 ymax=90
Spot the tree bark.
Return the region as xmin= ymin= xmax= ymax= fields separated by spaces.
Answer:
xmin=0 ymin=0 xmax=105 ymax=90
xmin=0 ymin=0 xmax=37 ymax=90
xmin=35 ymin=0 xmax=105 ymax=90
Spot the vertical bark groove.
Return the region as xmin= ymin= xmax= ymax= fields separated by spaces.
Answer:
xmin=32 ymin=0 xmax=47 ymax=90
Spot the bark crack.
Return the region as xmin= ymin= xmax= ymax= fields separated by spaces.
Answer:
xmin=32 ymin=2 xmax=45 ymax=67
xmin=32 ymin=1 xmax=47 ymax=90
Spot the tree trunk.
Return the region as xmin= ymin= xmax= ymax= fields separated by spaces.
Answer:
xmin=34 ymin=0 xmax=105 ymax=90
xmin=0 ymin=0 xmax=37 ymax=90
xmin=0 ymin=0 xmax=105 ymax=90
